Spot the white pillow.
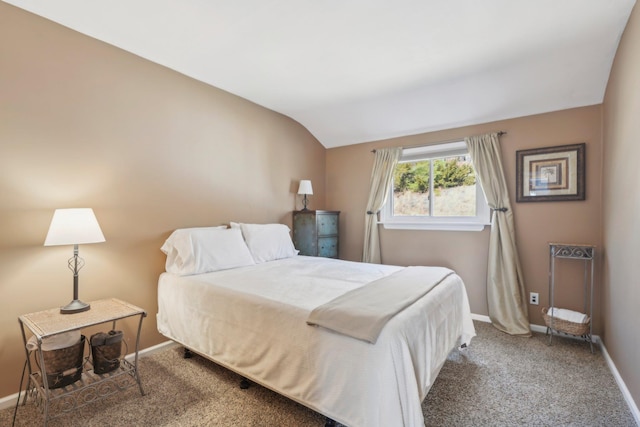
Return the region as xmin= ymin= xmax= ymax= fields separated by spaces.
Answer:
xmin=161 ymin=227 xmax=255 ymax=275
xmin=231 ymin=222 xmax=299 ymax=263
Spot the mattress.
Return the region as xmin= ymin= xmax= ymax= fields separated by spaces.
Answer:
xmin=157 ymin=255 xmax=475 ymax=426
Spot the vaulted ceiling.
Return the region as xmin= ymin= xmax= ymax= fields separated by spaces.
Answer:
xmin=4 ymin=0 xmax=636 ymax=148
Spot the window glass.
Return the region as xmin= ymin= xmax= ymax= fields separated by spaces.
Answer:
xmin=381 ymin=142 xmax=489 ymax=231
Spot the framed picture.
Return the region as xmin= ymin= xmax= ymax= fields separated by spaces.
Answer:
xmin=516 ymin=143 xmax=585 ymax=202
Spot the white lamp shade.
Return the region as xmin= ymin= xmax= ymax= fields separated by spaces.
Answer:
xmin=297 ymin=180 xmax=313 ymax=195
xmin=44 ymin=208 xmax=106 ymax=246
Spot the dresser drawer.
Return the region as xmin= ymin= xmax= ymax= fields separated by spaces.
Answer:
xmin=317 ymin=214 xmax=338 ymax=236
xmin=317 ymin=237 xmax=338 ymax=258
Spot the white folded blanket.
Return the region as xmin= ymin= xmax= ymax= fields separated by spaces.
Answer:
xmin=307 ymin=266 xmax=453 ymax=343
xmin=547 ymin=307 xmax=588 ymax=324
xmin=26 ymin=330 xmax=81 ymax=351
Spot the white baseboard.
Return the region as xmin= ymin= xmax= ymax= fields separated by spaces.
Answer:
xmin=0 ymin=340 xmax=179 ymax=412
xmin=471 ymin=313 xmax=601 ymax=342
xmin=471 ymin=313 xmax=548 ymax=334
xmin=0 ymin=391 xmax=20 ymax=412
xmin=123 ymin=340 xmax=178 ymax=362
xmin=600 ymin=340 xmax=640 ymax=425
xmin=470 ymin=313 xmax=491 ymax=323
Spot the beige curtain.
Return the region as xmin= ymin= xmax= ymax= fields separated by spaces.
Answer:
xmin=465 ymin=133 xmax=531 ymax=336
xmin=362 ymin=147 xmax=402 ymax=264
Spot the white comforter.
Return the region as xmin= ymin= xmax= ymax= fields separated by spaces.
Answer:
xmin=157 ymin=256 xmax=475 ymax=427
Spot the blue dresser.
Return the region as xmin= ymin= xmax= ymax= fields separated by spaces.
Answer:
xmin=292 ymin=210 xmax=340 ymax=258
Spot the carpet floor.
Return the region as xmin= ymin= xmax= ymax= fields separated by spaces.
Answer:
xmin=2 ymin=321 xmax=636 ymax=426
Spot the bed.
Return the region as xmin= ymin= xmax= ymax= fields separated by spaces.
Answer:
xmin=156 ymin=224 xmax=475 ymax=427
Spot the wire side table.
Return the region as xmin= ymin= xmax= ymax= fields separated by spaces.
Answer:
xmin=547 ymin=243 xmax=595 ymax=353
xmin=18 ymin=298 xmax=146 ymax=426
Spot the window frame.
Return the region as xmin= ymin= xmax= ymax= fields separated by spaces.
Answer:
xmin=380 ymin=141 xmax=491 ymax=231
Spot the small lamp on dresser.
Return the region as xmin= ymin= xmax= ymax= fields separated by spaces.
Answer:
xmin=297 ymin=180 xmax=313 ymax=211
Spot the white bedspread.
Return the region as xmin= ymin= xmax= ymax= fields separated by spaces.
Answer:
xmin=157 ymin=256 xmax=475 ymax=427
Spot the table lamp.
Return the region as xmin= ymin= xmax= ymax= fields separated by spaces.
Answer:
xmin=297 ymin=180 xmax=313 ymax=211
xmin=44 ymin=208 xmax=105 ymax=314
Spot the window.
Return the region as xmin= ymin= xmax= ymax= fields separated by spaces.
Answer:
xmin=380 ymin=141 xmax=490 ymax=231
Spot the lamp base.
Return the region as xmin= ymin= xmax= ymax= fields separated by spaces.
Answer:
xmin=60 ymin=299 xmax=91 ymax=314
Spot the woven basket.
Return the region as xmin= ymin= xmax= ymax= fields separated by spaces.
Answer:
xmin=542 ymin=307 xmax=590 ymax=336
xmin=40 ymin=335 xmax=85 ymax=389
xmin=90 ymin=331 xmax=123 ymax=374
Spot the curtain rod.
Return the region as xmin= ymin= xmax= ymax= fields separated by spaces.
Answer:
xmin=371 ymin=131 xmax=507 ymax=153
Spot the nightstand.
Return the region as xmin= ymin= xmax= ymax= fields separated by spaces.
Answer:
xmin=18 ymin=298 xmax=146 ymax=426
xmin=292 ymin=210 xmax=340 ymax=258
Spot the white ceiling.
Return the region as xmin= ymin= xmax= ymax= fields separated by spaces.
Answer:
xmin=4 ymin=0 xmax=636 ymax=148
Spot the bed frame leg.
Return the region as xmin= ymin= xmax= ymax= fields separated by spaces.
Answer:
xmin=183 ymin=347 xmax=193 ymax=359
xmin=240 ymin=377 xmax=250 ymax=389
xmin=324 ymin=417 xmax=336 ymax=426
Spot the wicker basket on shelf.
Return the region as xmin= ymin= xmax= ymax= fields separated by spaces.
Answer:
xmin=90 ymin=330 xmax=123 ymax=374
xmin=542 ymin=307 xmax=590 ymax=336
xmin=39 ymin=335 xmax=86 ymax=389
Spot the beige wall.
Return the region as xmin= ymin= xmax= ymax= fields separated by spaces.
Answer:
xmin=602 ymin=3 xmax=640 ymax=413
xmin=327 ymin=106 xmax=603 ymax=328
xmin=0 ymin=4 xmax=326 ymax=398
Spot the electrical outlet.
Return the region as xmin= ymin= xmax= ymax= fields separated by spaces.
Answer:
xmin=529 ymin=292 xmax=539 ymax=305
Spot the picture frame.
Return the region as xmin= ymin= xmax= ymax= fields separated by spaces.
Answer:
xmin=515 ymin=143 xmax=585 ymax=202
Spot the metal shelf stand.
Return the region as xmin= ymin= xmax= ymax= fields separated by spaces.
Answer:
xmin=547 ymin=243 xmax=595 ymax=353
